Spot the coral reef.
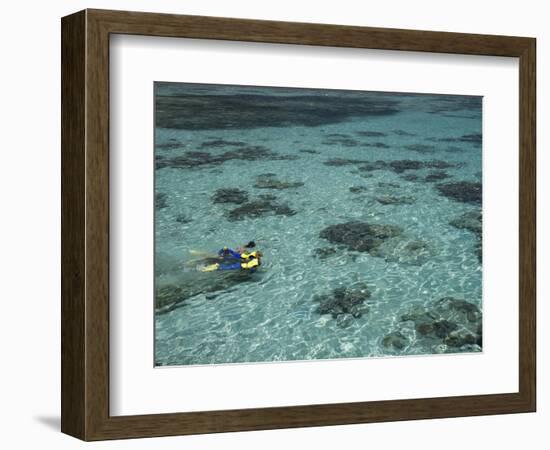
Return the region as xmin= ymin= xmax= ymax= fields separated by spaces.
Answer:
xmin=319 ymin=221 xmax=402 ymax=254
xmin=211 ymin=188 xmax=249 ymax=204
xmin=436 ymin=181 xmax=482 ymax=204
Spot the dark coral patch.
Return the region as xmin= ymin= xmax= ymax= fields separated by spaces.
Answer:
xmin=436 ymin=181 xmax=482 ymax=204
xmin=324 ymin=158 xmax=369 ymax=167
xmin=356 ymin=131 xmax=387 ymax=137
xmin=155 ymin=84 xmax=401 ymax=130
xmin=227 ymin=198 xmax=296 ymax=221
xmin=349 ymin=186 xmax=368 ymax=194
xmin=212 ymin=188 xmax=249 ymax=204
xmin=314 ymin=283 xmax=371 ymax=324
xmin=397 ymin=297 xmax=482 ymax=352
xmin=312 ymin=247 xmax=338 ymax=259
xmin=356 ymin=159 xmax=458 ymax=174
xmin=319 ymin=221 xmax=402 ymax=254
xmin=401 ymin=173 xmax=420 ymax=182
xmin=199 ymin=139 xmax=247 ymax=149
xmin=299 ymin=149 xmax=320 ymax=154
xmin=437 ymin=133 xmax=482 ymax=145
xmin=322 ymin=136 xmax=361 ymax=147
xmin=388 ymin=160 xmax=424 ymax=173
xmin=392 ymin=129 xmax=416 ymax=136
xmin=156 ymin=146 xmax=298 ymax=170
xmin=449 ymin=210 xmax=482 ymax=235
xmin=382 ymin=331 xmax=408 ymax=350
xmin=375 ymin=195 xmax=416 ymax=205
xmin=449 ymin=210 xmax=482 ymax=262
xmin=357 ymin=160 xmax=388 ymax=171
xmin=361 ymin=142 xmax=390 ymax=149
xmin=155 ymin=192 xmax=168 ymax=209
xmin=403 ymin=144 xmax=436 ymax=154
xmin=254 ymin=173 xmax=304 ymax=190
xmin=424 ymin=160 xmax=459 ymax=170
xmin=424 ymin=170 xmax=451 ymax=182
xmin=377 ymin=182 xmax=400 ymax=188
xmin=175 ymin=214 xmax=192 ymax=224
xmin=156 ymin=142 xmax=184 ymax=150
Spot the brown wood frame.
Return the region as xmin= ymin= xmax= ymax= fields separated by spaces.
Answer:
xmin=61 ymin=8 xmax=536 ymax=441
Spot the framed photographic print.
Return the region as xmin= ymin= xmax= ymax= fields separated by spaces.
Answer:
xmin=61 ymin=9 xmax=536 ymax=441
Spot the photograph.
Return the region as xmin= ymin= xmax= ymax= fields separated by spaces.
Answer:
xmin=153 ymin=82 xmax=483 ymax=366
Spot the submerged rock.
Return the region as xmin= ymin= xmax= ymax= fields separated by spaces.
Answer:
xmin=438 ymin=133 xmax=482 ymax=145
xmin=434 ymin=297 xmax=482 ymax=323
xmin=377 ymin=182 xmax=400 ymax=189
xmin=444 ymin=329 xmax=477 ymax=348
xmin=156 ymin=141 xmax=184 ymax=150
xmin=370 ymin=238 xmax=434 ymax=266
xmin=336 ymin=314 xmax=354 ymax=328
xmin=460 ymin=133 xmax=482 ymax=144
xmin=475 ymin=240 xmax=482 ymax=263
xmin=156 ymin=146 xmax=298 ymax=170
xmin=324 ymin=158 xmax=368 ymax=167
xmin=323 ymin=136 xmax=361 ymax=147
xmin=403 ymin=144 xmax=436 ymax=154
xmin=449 ymin=210 xmax=482 ymax=262
xmin=199 ymin=139 xmax=247 ymax=149
xmin=436 ymin=181 xmax=482 ymax=204
xmin=382 ymin=331 xmax=408 ymax=350
xmin=388 ymin=160 xmax=424 ymax=173
xmin=299 ymin=149 xmax=320 ymax=154
xmin=432 ymin=320 xmax=459 ymax=338
xmin=319 ymin=221 xmax=402 ymax=254
xmin=424 ymin=170 xmax=451 ymax=182
xmin=326 ymin=158 xmax=456 ymax=174
xmin=358 ymin=159 xmax=458 ymax=174
xmin=155 ymin=271 xmax=259 ymax=312
xmin=358 ymin=160 xmax=389 ymax=171
xmin=228 ymin=198 xmax=296 ymax=221
xmin=401 ymin=174 xmax=420 ymax=182
xmin=313 ymin=283 xmax=371 ymax=320
xmin=349 ymin=186 xmax=368 ymax=194
xmin=362 ymin=142 xmax=390 ymax=149
xmin=257 ymin=193 xmax=278 ymax=201
xmin=155 ymin=192 xmax=168 ymax=209
xmin=396 ymin=296 xmax=482 ymax=352
xmin=375 ymin=195 xmax=416 ymax=205
xmin=212 ymin=188 xmax=249 ymax=204
xmin=445 ymin=146 xmax=463 ymax=153
xmin=326 ymin=133 xmax=350 ymax=138
xmin=425 ymin=160 xmax=459 ymax=170
xmin=393 ymin=129 xmax=416 ymax=136
xmin=313 ymin=247 xmax=338 ymax=259
xmin=356 ymin=131 xmax=387 ymax=137
xmin=254 ymin=173 xmax=304 ymax=190
xmin=449 ymin=210 xmax=482 ymax=235
xmin=175 ymin=214 xmax=192 ymax=224
xmin=155 ymin=284 xmax=186 ymax=309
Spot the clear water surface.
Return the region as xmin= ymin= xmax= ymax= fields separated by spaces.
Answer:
xmin=154 ymin=82 xmax=483 ymax=366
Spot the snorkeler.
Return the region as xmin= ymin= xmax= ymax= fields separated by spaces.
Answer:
xmin=201 ymin=243 xmax=262 ymax=273
xmin=217 ymin=241 xmax=256 ymax=258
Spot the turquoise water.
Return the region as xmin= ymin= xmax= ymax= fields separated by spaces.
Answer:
xmin=154 ymin=83 xmax=482 ymax=366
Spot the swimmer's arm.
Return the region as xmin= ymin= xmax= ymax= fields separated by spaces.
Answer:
xmin=226 ymin=248 xmax=242 ymax=259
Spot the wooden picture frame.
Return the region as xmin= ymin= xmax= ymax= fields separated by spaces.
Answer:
xmin=61 ymin=9 xmax=536 ymax=441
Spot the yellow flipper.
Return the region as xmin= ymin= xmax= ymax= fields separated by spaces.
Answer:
xmin=190 ymin=250 xmax=216 ymax=258
xmin=199 ymin=263 xmax=220 ymax=272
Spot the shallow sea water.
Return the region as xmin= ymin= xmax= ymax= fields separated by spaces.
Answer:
xmin=154 ymin=83 xmax=482 ymax=366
